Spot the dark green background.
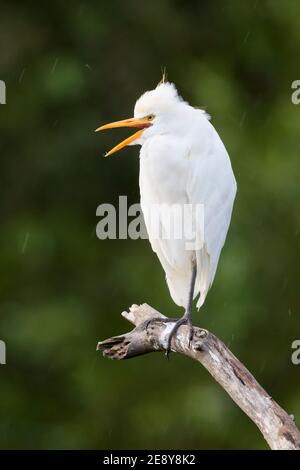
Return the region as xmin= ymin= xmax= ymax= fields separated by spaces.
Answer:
xmin=0 ymin=0 xmax=299 ymax=450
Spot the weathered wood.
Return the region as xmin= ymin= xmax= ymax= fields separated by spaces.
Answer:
xmin=97 ymin=303 xmax=300 ymax=450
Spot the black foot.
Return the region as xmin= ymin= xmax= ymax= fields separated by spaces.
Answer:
xmin=142 ymin=315 xmax=193 ymax=359
xmin=166 ymin=315 xmax=193 ymax=357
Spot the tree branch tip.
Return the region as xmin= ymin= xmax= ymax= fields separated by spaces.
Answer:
xmin=96 ymin=335 xmax=130 ymax=360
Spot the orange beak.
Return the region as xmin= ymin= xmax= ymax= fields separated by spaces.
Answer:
xmin=95 ymin=117 xmax=151 ymax=157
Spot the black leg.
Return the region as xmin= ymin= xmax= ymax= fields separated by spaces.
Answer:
xmin=185 ymin=260 xmax=197 ymax=320
xmin=165 ymin=261 xmax=197 ymax=356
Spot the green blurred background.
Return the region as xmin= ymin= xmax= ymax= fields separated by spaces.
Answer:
xmin=0 ymin=0 xmax=299 ymax=450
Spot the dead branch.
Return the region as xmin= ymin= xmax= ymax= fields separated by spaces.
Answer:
xmin=97 ymin=303 xmax=300 ymax=450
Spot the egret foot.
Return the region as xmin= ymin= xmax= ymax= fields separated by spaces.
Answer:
xmin=143 ymin=317 xmax=180 ymax=359
xmin=166 ymin=314 xmax=194 ymax=357
xmin=143 ymin=315 xmax=194 ymax=357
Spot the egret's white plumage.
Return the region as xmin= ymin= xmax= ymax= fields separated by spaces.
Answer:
xmin=134 ymin=82 xmax=236 ymax=309
xmin=97 ymin=81 xmax=236 ymax=320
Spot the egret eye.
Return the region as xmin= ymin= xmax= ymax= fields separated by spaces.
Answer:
xmin=147 ymin=114 xmax=155 ymax=121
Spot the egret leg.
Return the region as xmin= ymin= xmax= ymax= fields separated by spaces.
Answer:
xmin=142 ymin=262 xmax=197 ymax=357
xmin=165 ymin=262 xmax=197 ymax=356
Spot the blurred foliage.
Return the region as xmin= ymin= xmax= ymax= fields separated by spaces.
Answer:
xmin=0 ymin=0 xmax=300 ymax=450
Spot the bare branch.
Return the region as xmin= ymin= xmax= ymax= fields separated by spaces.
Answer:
xmin=97 ymin=303 xmax=300 ymax=450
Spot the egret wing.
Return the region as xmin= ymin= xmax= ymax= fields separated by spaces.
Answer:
xmin=186 ymin=118 xmax=237 ymax=308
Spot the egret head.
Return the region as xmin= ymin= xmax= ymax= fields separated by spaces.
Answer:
xmin=95 ymin=82 xmax=186 ymax=157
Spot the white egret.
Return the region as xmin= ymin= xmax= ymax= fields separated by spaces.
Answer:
xmin=96 ymin=81 xmax=237 ymax=353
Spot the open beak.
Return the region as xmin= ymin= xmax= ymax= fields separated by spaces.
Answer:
xmin=95 ymin=117 xmax=151 ymax=157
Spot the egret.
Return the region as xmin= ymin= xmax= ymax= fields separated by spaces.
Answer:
xmin=96 ymin=81 xmax=237 ymax=353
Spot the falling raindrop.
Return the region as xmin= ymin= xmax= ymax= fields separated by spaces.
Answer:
xmin=19 ymin=68 xmax=26 ymax=83
xmin=21 ymin=232 xmax=30 ymax=254
xmin=243 ymin=32 xmax=250 ymax=44
xmin=239 ymin=112 xmax=247 ymax=128
xmin=51 ymin=58 xmax=59 ymax=74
